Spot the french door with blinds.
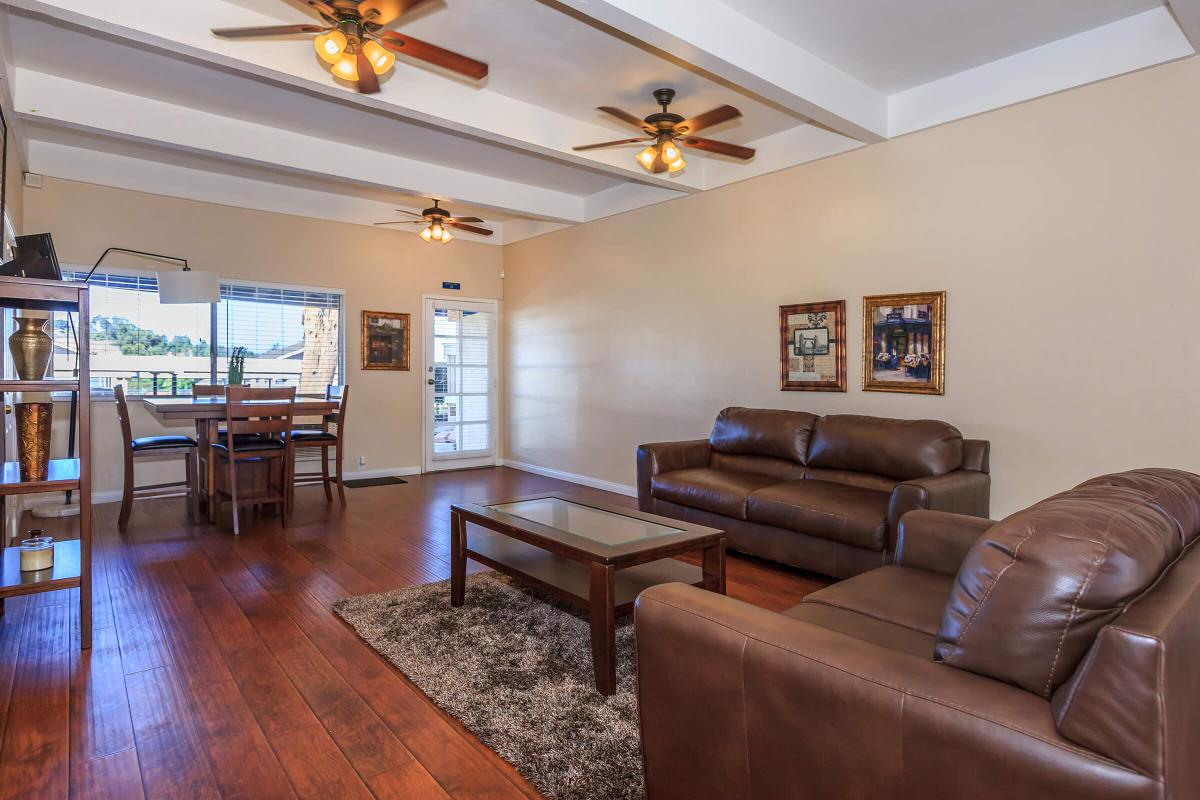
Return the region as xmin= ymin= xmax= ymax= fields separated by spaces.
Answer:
xmin=423 ymin=296 xmax=498 ymax=472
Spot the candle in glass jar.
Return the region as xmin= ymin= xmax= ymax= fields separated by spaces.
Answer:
xmin=19 ymin=535 xmax=54 ymax=572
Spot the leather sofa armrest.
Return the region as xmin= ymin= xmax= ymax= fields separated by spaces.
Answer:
xmin=886 ymin=469 xmax=991 ymax=551
xmin=635 ymin=583 xmax=1150 ymax=800
xmin=894 ymin=509 xmax=995 ymax=577
xmin=636 ymin=439 xmax=710 ymax=510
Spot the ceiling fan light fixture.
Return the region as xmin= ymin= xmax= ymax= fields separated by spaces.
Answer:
xmin=314 ymin=29 xmax=348 ymax=64
xmin=660 ymin=140 xmax=681 ymax=162
xmin=361 ymin=40 xmax=396 ymax=75
xmin=419 ymin=226 xmax=434 ymax=242
xmin=440 ymin=230 xmax=454 ymax=244
xmin=331 ymin=51 xmax=359 ymax=81
xmin=636 ymin=145 xmax=659 ymax=171
xmin=667 ymin=156 xmax=686 ymax=173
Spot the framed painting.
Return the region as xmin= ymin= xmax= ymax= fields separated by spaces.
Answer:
xmin=361 ymin=310 xmax=410 ymax=370
xmin=862 ymin=291 xmax=946 ymax=395
xmin=779 ymin=300 xmax=846 ymax=392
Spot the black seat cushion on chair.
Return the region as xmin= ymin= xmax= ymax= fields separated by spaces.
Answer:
xmin=131 ymin=434 xmax=198 ymax=451
xmin=285 ymin=429 xmax=338 ymax=444
xmin=211 ymin=436 xmax=286 ymax=453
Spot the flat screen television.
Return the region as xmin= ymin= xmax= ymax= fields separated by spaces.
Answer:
xmin=0 ymin=233 xmax=61 ymax=280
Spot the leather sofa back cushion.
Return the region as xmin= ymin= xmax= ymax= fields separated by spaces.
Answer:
xmin=709 ymin=407 xmax=817 ymax=464
xmin=935 ymin=469 xmax=1200 ymax=698
xmin=808 ymin=415 xmax=963 ymax=480
xmin=710 ymin=452 xmax=807 ymax=482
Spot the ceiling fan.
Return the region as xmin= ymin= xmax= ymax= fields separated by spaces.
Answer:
xmin=374 ymin=199 xmax=493 ymax=244
xmin=211 ymin=0 xmax=488 ymax=95
xmin=573 ymin=88 xmax=756 ymax=174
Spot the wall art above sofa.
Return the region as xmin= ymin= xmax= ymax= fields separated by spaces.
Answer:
xmin=779 ymin=299 xmax=846 ymax=392
xmin=863 ymin=290 xmax=946 ymax=395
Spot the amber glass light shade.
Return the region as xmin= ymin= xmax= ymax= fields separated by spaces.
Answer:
xmin=314 ymin=30 xmax=348 ymax=64
xmin=331 ymin=52 xmax=359 ymax=81
xmin=660 ymin=140 xmax=681 ymax=163
xmin=440 ymin=230 xmax=454 ymax=244
xmin=667 ymin=156 xmax=686 ymax=173
xmin=636 ymin=145 xmax=658 ymax=171
xmin=419 ymin=226 xmax=434 ymax=242
xmin=361 ymin=40 xmax=396 ymax=75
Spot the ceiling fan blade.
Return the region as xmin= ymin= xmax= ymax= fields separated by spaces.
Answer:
xmin=447 ymin=222 xmax=494 ymax=237
xmin=682 ymin=136 xmax=756 ymax=160
xmin=597 ymin=106 xmax=653 ymax=132
xmin=374 ymin=221 xmax=424 ymax=225
xmin=572 ymin=137 xmax=651 ymax=152
xmin=377 ymin=32 xmax=488 ymax=80
xmin=356 ymin=50 xmax=381 ymax=93
xmin=445 ymin=216 xmax=484 ymax=223
xmin=675 ymin=105 xmax=741 ymax=135
xmin=211 ymin=24 xmax=325 ymax=38
xmin=358 ymin=0 xmax=435 ymax=26
xmin=394 ymin=209 xmax=424 ymax=217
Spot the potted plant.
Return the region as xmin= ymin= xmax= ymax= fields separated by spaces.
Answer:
xmin=228 ymin=347 xmax=247 ymax=386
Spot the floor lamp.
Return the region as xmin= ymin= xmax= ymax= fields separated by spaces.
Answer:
xmin=33 ymin=248 xmax=218 ymax=519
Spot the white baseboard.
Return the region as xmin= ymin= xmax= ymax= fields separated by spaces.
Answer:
xmin=501 ymin=459 xmax=637 ymax=497
xmin=14 ymin=465 xmax=425 ymax=509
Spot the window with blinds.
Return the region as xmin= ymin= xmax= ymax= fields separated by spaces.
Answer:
xmin=52 ymin=271 xmax=343 ymax=396
xmin=216 ymin=283 xmax=342 ymax=393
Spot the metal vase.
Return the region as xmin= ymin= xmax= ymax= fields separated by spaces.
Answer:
xmin=8 ymin=316 xmax=53 ymax=380
xmin=15 ymin=402 xmax=53 ymax=482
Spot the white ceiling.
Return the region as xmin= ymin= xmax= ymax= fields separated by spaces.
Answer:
xmin=0 ymin=0 xmax=1194 ymax=245
xmin=723 ymin=0 xmax=1166 ymax=93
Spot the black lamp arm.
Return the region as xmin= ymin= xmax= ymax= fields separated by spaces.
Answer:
xmin=83 ymin=247 xmax=190 ymax=283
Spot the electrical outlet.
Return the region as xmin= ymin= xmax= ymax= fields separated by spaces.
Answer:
xmin=357 ymin=456 xmax=366 ymax=468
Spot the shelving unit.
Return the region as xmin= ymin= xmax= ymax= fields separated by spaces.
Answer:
xmin=0 ymin=276 xmax=91 ymax=649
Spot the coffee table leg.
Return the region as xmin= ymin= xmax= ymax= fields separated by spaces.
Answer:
xmin=450 ymin=510 xmax=466 ymax=607
xmin=589 ymin=562 xmax=617 ymax=696
xmin=702 ymin=541 xmax=727 ymax=595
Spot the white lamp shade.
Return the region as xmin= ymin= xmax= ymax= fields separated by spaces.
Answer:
xmin=157 ymin=269 xmax=219 ymax=304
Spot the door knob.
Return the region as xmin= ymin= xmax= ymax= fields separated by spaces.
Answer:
xmin=427 ymin=379 xmax=434 ymax=385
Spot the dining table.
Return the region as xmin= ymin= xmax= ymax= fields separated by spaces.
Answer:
xmin=143 ymin=394 xmax=339 ymax=516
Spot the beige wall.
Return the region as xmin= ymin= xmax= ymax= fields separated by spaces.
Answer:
xmin=503 ymin=57 xmax=1200 ymax=517
xmin=23 ymin=177 xmax=504 ymax=495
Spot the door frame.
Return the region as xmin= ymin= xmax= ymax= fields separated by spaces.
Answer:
xmin=421 ymin=294 xmax=501 ymax=473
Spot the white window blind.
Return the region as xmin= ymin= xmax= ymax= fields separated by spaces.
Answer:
xmin=216 ymin=282 xmax=342 ymax=393
xmin=51 ymin=271 xmax=343 ymax=396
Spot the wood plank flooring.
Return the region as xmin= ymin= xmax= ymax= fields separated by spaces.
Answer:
xmin=0 ymin=466 xmax=828 ymax=799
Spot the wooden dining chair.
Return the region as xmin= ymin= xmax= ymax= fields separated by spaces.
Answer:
xmin=114 ymin=384 xmax=200 ymax=532
xmin=211 ymin=386 xmax=295 ymax=535
xmin=287 ymin=384 xmax=350 ymax=510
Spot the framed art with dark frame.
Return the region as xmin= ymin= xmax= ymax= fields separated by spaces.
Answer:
xmin=862 ymin=291 xmax=946 ymax=395
xmin=779 ymin=300 xmax=846 ymax=392
xmin=361 ymin=310 xmax=411 ymax=371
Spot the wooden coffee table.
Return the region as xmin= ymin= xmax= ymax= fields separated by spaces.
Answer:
xmin=450 ymin=492 xmax=726 ymax=695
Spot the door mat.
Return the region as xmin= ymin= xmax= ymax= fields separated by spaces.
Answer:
xmin=343 ymin=476 xmax=409 ymax=488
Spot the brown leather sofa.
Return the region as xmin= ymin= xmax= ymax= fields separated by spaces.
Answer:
xmin=635 ymin=468 xmax=1200 ymax=800
xmin=637 ymin=407 xmax=990 ymax=578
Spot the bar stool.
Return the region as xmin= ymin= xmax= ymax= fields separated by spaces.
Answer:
xmin=286 ymin=384 xmax=350 ymax=511
xmin=115 ymin=385 xmax=200 ymax=532
xmin=212 ymin=386 xmax=295 ymax=535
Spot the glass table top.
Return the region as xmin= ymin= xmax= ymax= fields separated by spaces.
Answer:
xmin=486 ymin=497 xmax=685 ymax=546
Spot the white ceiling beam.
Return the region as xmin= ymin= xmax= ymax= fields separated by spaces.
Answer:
xmin=889 ymin=7 xmax=1195 ymax=137
xmin=1166 ymin=0 xmax=1200 ymax=50
xmin=15 ymin=69 xmax=586 ymax=224
xmin=4 ymin=0 xmax=704 ymax=193
xmin=25 ymin=139 xmax=511 ymax=245
xmin=552 ymin=0 xmax=888 ymax=144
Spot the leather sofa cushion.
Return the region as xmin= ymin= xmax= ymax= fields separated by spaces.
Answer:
xmin=808 ymin=415 xmax=964 ymax=480
xmin=936 ymin=469 xmax=1200 ymax=698
xmin=746 ymin=480 xmax=890 ymax=550
xmin=651 ymin=468 xmax=778 ymax=520
xmin=710 ymin=451 xmax=807 ymax=482
xmin=709 ymin=407 xmax=817 ymax=464
xmin=801 ymin=565 xmax=953 ymax=637
xmin=782 ymin=602 xmax=936 ymax=659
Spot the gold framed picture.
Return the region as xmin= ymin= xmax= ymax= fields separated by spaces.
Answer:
xmin=862 ymin=291 xmax=946 ymax=395
xmin=361 ymin=310 xmax=410 ymax=371
xmin=780 ymin=300 xmax=846 ymax=392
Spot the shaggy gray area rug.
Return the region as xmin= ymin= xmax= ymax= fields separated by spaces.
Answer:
xmin=333 ymin=572 xmax=644 ymax=800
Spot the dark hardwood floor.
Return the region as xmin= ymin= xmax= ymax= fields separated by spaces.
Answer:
xmin=0 ymin=466 xmax=828 ymax=799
